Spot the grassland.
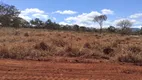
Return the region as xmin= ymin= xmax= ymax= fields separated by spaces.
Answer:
xmin=0 ymin=27 xmax=141 ymax=64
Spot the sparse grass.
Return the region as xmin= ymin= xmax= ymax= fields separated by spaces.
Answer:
xmin=118 ymin=52 xmax=142 ymax=63
xmin=0 ymin=27 xmax=141 ymax=64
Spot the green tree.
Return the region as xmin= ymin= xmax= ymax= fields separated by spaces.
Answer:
xmin=73 ymin=24 xmax=80 ymax=31
xmin=107 ymin=26 xmax=116 ymax=33
xmin=79 ymin=26 xmax=86 ymax=32
xmin=30 ymin=18 xmax=44 ymax=28
xmin=44 ymin=19 xmax=53 ymax=29
xmin=44 ymin=19 xmax=61 ymax=30
xmin=93 ymin=15 xmax=107 ymax=34
xmin=0 ymin=2 xmax=20 ymax=27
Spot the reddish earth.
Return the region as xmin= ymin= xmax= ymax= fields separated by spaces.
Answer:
xmin=0 ymin=59 xmax=141 ymax=80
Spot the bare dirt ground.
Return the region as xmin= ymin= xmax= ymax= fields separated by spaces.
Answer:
xmin=0 ymin=59 xmax=141 ymax=80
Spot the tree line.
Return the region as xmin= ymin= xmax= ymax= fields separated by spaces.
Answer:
xmin=0 ymin=2 xmax=142 ymax=35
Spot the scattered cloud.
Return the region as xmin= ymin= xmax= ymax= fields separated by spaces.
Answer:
xmin=19 ymin=8 xmax=49 ymax=21
xmin=53 ymin=10 xmax=77 ymax=15
xmin=65 ymin=11 xmax=101 ymax=23
xmin=52 ymin=17 xmax=57 ymax=21
xmin=62 ymin=9 xmax=115 ymax=28
xmin=129 ymin=13 xmax=142 ymax=18
xmin=19 ymin=8 xmax=142 ymax=28
xmin=101 ymin=9 xmax=114 ymax=15
xmin=32 ymin=13 xmax=48 ymax=20
xmin=19 ymin=15 xmax=32 ymax=21
xmin=20 ymin=8 xmax=44 ymax=15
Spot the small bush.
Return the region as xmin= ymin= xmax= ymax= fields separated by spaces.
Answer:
xmin=0 ymin=47 xmax=9 ymax=58
xmin=24 ymin=32 xmax=29 ymax=37
xmin=76 ymin=37 xmax=81 ymax=41
xmin=103 ymin=47 xmax=115 ymax=57
xmin=35 ymin=42 xmax=50 ymax=51
xmin=84 ymin=42 xmax=91 ymax=49
xmin=14 ymin=31 xmax=20 ymax=36
xmin=128 ymin=46 xmax=141 ymax=53
xmin=65 ymin=46 xmax=80 ymax=57
xmin=79 ymin=48 xmax=92 ymax=58
xmin=118 ymin=53 xmax=142 ymax=63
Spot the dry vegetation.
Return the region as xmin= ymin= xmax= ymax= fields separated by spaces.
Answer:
xmin=0 ymin=27 xmax=141 ymax=64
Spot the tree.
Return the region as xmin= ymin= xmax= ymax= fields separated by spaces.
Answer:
xmin=44 ymin=19 xmax=61 ymax=30
xmin=79 ymin=26 xmax=86 ymax=32
xmin=44 ymin=19 xmax=53 ymax=29
xmin=30 ymin=18 xmax=44 ymax=28
xmin=11 ymin=17 xmax=21 ymax=28
xmin=0 ymin=2 xmax=20 ymax=27
xmin=93 ymin=15 xmax=107 ymax=33
xmin=18 ymin=18 xmax=30 ymax=28
xmin=117 ymin=19 xmax=133 ymax=35
xmin=73 ymin=24 xmax=79 ymax=31
xmin=117 ymin=19 xmax=133 ymax=28
xmin=107 ymin=26 xmax=116 ymax=33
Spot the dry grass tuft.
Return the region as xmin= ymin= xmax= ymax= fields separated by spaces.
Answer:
xmin=103 ymin=47 xmax=115 ymax=57
xmin=65 ymin=46 xmax=80 ymax=57
xmin=84 ymin=42 xmax=92 ymax=49
xmin=118 ymin=53 xmax=142 ymax=63
xmin=35 ymin=42 xmax=50 ymax=51
xmin=51 ymin=39 xmax=68 ymax=47
xmin=24 ymin=32 xmax=29 ymax=37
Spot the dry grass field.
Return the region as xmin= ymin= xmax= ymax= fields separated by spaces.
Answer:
xmin=0 ymin=27 xmax=142 ymax=80
xmin=0 ymin=27 xmax=141 ymax=64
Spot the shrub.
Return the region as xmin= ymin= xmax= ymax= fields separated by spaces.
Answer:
xmin=128 ymin=46 xmax=141 ymax=53
xmin=76 ymin=37 xmax=81 ymax=41
xmin=65 ymin=46 xmax=80 ymax=57
xmin=0 ymin=47 xmax=9 ymax=58
xmin=35 ymin=42 xmax=50 ymax=51
xmin=103 ymin=47 xmax=115 ymax=57
xmin=14 ymin=30 xmax=20 ymax=36
xmin=24 ymin=32 xmax=29 ymax=37
xmin=83 ymin=42 xmax=92 ymax=49
xmin=118 ymin=53 xmax=142 ymax=63
xmin=79 ymin=48 xmax=92 ymax=58
xmin=107 ymin=26 xmax=116 ymax=33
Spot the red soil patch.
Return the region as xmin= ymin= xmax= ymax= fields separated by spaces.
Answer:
xmin=0 ymin=59 xmax=141 ymax=80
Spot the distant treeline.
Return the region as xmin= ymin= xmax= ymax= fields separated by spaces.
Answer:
xmin=0 ymin=2 xmax=142 ymax=35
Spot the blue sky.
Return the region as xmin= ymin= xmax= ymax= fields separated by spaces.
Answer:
xmin=3 ymin=0 xmax=142 ymax=28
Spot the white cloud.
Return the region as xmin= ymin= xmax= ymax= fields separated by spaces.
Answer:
xmin=62 ymin=9 xmax=114 ymax=28
xmin=19 ymin=14 xmax=32 ymax=21
xmin=63 ymin=11 xmax=104 ymax=28
xmin=101 ymin=9 xmax=114 ymax=15
xmin=130 ymin=13 xmax=142 ymax=18
xmin=52 ymin=17 xmax=56 ymax=21
xmin=32 ymin=13 xmax=48 ymax=20
xmin=21 ymin=8 xmax=44 ymax=15
xmin=65 ymin=11 xmax=101 ymax=22
xmin=54 ymin=10 xmax=77 ymax=15
xmin=19 ymin=8 xmax=49 ymax=21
